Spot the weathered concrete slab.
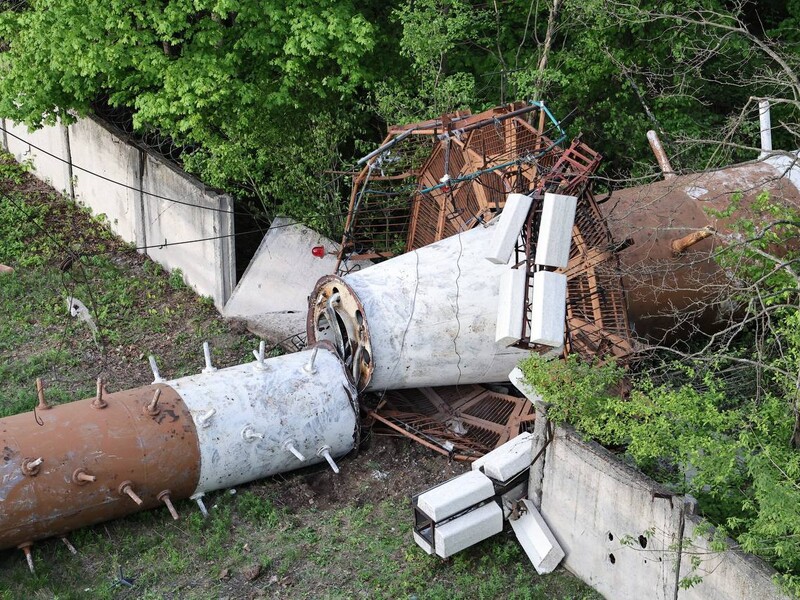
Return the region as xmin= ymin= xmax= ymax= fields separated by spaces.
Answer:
xmin=485 ymin=193 xmax=533 ymax=264
xmin=224 ymin=217 xmax=340 ymax=320
xmin=679 ymin=514 xmax=792 ymax=600
xmin=417 ymin=471 xmax=495 ymax=522
xmin=509 ymin=498 xmax=565 ymax=574
xmin=472 ymin=431 xmax=533 ymax=483
xmin=495 ymin=267 xmax=527 ymax=346
xmin=434 ymin=501 xmax=504 ymax=558
xmin=535 ymin=193 xmax=577 ymax=268
xmin=529 ymin=271 xmax=567 ymax=346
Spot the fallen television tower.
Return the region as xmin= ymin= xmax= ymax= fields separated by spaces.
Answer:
xmin=0 ymin=191 xmax=588 ymax=572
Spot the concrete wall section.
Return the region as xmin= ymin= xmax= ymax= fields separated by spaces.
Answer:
xmin=679 ymin=515 xmax=791 ymax=600
xmin=4 ymin=119 xmax=72 ymax=194
xmin=141 ymin=153 xmax=235 ymax=310
xmin=3 ymin=116 xmax=236 ymax=310
xmin=224 ymin=217 xmax=340 ymax=318
xmin=68 ymin=118 xmax=140 ymax=243
xmin=540 ymin=428 xmax=683 ymax=600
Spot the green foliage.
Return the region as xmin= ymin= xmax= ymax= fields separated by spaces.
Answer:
xmin=521 ymin=192 xmax=800 ymax=594
xmin=0 ymin=0 xmax=382 ymax=226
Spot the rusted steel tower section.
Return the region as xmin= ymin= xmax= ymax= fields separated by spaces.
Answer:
xmin=0 ymin=344 xmax=358 ymax=568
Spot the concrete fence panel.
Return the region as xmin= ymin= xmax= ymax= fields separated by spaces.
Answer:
xmin=68 ymin=118 xmax=140 ymax=244
xmin=140 ymin=153 xmax=235 ymax=310
xmin=2 ymin=116 xmax=236 ymax=310
xmin=678 ymin=514 xmax=790 ymax=600
xmin=3 ymin=118 xmax=72 ymax=195
xmin=540 ymin=428 xmax=684 ymax=600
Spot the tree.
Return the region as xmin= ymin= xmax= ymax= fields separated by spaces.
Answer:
xmin=0 ymin=0 xmax=384 ymax=227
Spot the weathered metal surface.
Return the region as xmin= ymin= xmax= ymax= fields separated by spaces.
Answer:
xmin=372 ymin=385 xmax=536 ymax=459
xmin=0 ymin=384 xmax=200 ymax=550
xmin=600 ymin=159 xmax=800 ymax=340
xmin=169 ymin=343 xmax=358 ymax=494
xmin=306 ymin=278 xmax=373 ymax=391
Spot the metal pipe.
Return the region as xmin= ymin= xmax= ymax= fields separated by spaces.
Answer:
xmin=647 ymin=130 xmax=675 ymax=179
xmin=356 ymin=128 xmax=416 ymax=166
xmin=149 ymin=355 xmax=164 ymax=383
xmin=759 ymin=99 xmax=772 ymax=159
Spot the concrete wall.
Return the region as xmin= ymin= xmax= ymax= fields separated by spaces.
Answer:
xmin=69 ymin=118 xmax=139 ymax=243
xmin=541 ymin=429 xmax=683 ymax=600
xmin=140 ymin=151 xmax=235 ymax=309
xmin=509 ymin=368 xmax=791 ymax=600
xmin=679 ymin=515 xmax=790 ymax=600
xmin=1 ymin=117 xmax=235 ymax=310
xmin=2 ymin=118 xmax=72 ymax=194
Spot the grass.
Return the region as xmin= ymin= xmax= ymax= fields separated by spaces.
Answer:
xmin=0 ymin=489 xmax=602 ymax=599
xmin=0 ymin=154 xmax=603 ymax=599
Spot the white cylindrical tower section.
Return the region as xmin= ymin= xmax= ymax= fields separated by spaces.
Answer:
xmin=308 ymin=220 xmax=533 ymax=391
xmin=167 ymin=344 xmax=358 ymax=495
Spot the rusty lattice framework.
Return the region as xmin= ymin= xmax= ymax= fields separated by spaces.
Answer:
xmin=337 ymin=101 xmax=632 ymax=362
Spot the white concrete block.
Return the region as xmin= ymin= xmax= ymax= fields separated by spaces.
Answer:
xmin=472 ymin=432 xmax=533 ymax=483
xmin=434 ymin=501 xmax=504 ymax=558
xmin=413 ymin=531 xmax=434 ymax=555
xmin=417 ymin=470 xmax=495 ymax=522
xmin=530 ymin=271 xmax=567 ymax=347
xmin=534 ymin=193 xmax=577 ymax=268
xmin=509 ymin=499 xmax=565 ymax=574
xmin=485 ymin=193 xmax=533 ymax=264
xmin=495 ymin=267 xmax=527 ymax=346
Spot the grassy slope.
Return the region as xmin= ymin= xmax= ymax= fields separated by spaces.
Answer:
xmin=0 ymin=155 xmax=601 ymax=599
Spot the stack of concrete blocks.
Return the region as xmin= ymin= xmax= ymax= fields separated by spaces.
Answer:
xmin=487 ymin=192 xmax=576 ymax=348
xmin=413 ymin=433 xmax=565 ymax=573
xmin=413 ymin=471 xmax=503 ymax=558
xmin=473 ymin=432 xmax=565 ymax=574
xmin=530 ymin=193 xmax=576 ymax=346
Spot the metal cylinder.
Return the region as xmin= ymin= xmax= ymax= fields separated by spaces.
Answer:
xmin=169 ymin=343 xmax=358 ymax=494
xmin=0 ymin=343 xmax=358 ymax=551
xmin=0 ymin=384 xmax=201 ymax=550
xmin=600 ymin=159 xmax=800 ymax=340
xmin=307 ymin=221 xmax=532 ymax=391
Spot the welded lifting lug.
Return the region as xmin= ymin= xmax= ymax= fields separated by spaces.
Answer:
xmin=72 ymin=468 xmax=96 ymax=485
xmin=202 ymin=341 xmax=217 ymax=374
xmin=303 ymin=347 xmax=319 ymax=375
xmin=35 ymin=378 xmax=49 ymax=410
xmin=157 ymin=490 xmax=179 ymax=520
xmin=18 ymin=542 xmax=34 ymax=574
xmin=252 ymin=340 xmax=267 ymax=370
xmin=61 ymin=537 xmax=78 ymax=555
xmin=118 ymin=481 xmax=143 ymax=506
xmin=143 ymin=388 xmax=161 ymax=416
xmin=92 ymin=377 xmax=108 ymax=409
xmin=241 ymin=426 xmax=264 ymax=442
xmin=282 ymin=439 xmax=307 ymax=462
xmin=317 ymin=446 xmax=340 ymax=474
xmin=148 ymin=355 xmax=164 ymax=383
xmin=191 ymin=492 xmax=209 ymax=518
xmin=197 ymin=408 xmax=216 ymax=428
xmin=21 ymin=457 xmax=43 ymax=477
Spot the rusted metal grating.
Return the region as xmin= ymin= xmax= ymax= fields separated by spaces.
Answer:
xmin=370 ymin=385 xmax=536 ymax=461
